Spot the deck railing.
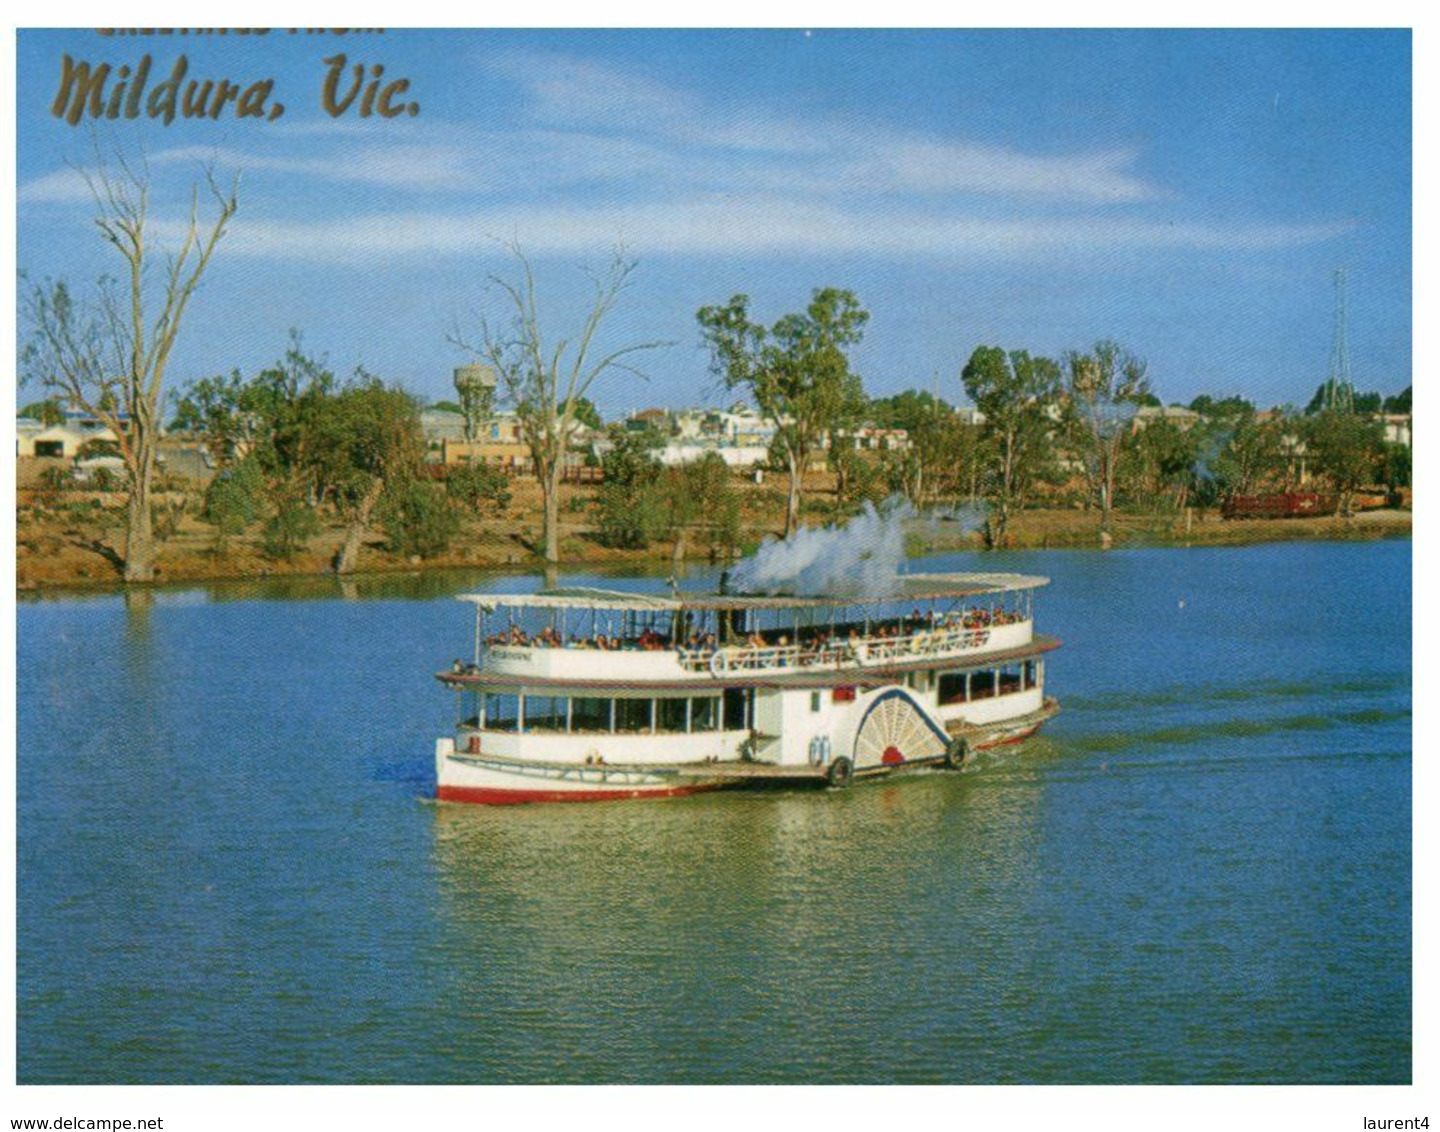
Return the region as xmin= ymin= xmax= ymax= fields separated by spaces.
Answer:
xmin=677 ymin=622 xmax=1018 ymax=675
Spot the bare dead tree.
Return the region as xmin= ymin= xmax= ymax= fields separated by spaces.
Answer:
xmin=23 ymin=151 xmax=239 ymax=582
xmin=453 ymin=243 xmax=666 ymax=566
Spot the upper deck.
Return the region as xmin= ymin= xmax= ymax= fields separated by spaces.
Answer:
xmin=442 ymin=573 xmax=1050 ymax=690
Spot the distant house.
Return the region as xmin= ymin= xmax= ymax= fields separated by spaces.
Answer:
xmin=625 ymin=408 xmax=672 ymax=436
xmin=1379 ymin=413 xmax=1412 ymax=447
xmin=420 ymin=408 xmax=469 ymax=447
xmin=1133 ymin=405 xmax=1202 ymax=431
xmin=17 ymin=403 xmax=127 ymax=461
xmin=832 ymin=426 xmax=910 ymax=452
xmin=15 ymin=418 xmax=46 ymax=457
xmin=22 ymin=422 xmax=117 ymax=460
xmin=656 ymin=443 xmax=769 ymax=468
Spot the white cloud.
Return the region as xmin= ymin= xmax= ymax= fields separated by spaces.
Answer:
xmin=150 ymin=143 xmax=472 ymax=191
xmin=17 ymin=167 xmax=95 ymax=203
xmin=157 ymin=198 xmax=1354 ymax=264
xmin=484 ymin=49 xmax=1163 ymax=203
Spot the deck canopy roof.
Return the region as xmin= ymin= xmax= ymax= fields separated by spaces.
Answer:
xmin=457 ymin=573 xmax=1049 ymax=614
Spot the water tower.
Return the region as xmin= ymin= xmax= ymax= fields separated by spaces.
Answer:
xmin=453 ymin=364 xmax=497 ymax=443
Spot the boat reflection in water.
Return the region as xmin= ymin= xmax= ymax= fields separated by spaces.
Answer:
xmin=425 ymin=762 xmax=1048 ymax=1082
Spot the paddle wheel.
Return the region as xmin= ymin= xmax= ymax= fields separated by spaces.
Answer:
xmin=852 ymin=689 xmax=949 ymax=771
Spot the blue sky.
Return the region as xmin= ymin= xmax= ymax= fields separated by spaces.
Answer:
xmin=16 ymin=28 xmax=1411 ymax=418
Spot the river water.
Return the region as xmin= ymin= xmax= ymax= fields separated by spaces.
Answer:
xmin=16 ymin=539 xmax=1411 ymax=1083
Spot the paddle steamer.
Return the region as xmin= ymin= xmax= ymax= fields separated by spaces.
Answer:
xmin=435 ymin=573 xmax=1059 ymax=804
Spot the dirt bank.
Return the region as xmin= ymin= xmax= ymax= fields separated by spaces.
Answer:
xmin=16 ymin=475 xmax=1411 ymax=593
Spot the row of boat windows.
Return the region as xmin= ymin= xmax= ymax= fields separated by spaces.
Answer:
xmin=935 ymin=662 xmax=1040 ymax=703
xmin=471 ymin=694 xmax=738 ymax=735
xmin=460 ymin=662 xmax=1042 ymax=735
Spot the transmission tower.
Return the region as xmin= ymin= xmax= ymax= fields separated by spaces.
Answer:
xmin=1324 ymin=268 xmax=1355 ymax=413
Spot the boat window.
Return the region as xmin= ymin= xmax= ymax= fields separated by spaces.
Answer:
xmin=657 ymin=697 xmax=689 ymax=733
xmin=615 ymin=698 xmax=653 ymax=733
xmin=938 ymin=672 xmax=969 ymax=704
xmin=690 ymin=696 xmax=719 ymax=731
xmin=525 ymin=695 xmax=568 ymax=732
xmin=571 ymin=697 xmax=612 ymax=733
xmin=1023 ymin=660 xmax=1037 ymax=690
xmin=484 ymin=693 xmax=519 ymax=732
xmin=970 ymin=670 xmax=999 ymax=700
xmin=457 ymin=690 xmax=481 ymax=728
xmin=723 ymin=687 xmax=749 ymax=731
xmin=999 ymin=666 xmax=1023 ymax=695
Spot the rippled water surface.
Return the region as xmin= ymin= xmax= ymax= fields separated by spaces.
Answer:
xmin=17 ymin=539 xmax=1411 ymax=1083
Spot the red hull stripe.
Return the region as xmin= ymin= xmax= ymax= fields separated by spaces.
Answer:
xmin=436 ymin=783 xmax=721 ymax=806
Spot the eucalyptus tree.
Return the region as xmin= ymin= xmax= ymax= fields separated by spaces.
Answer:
xmin=698 ymin=288 xmax=869 ymax=537
xmin=961 ymin=347 xmax=1063 ymax=548
xmin=456 ymin=245 xmax=665 ymax=566
xmin=1063 ymin=340 xmax=1152 ymax=538
xmin=1305 ymin=410 xmax=1386 ymax=517
xmin=22 ymin=156 xmax=238 ymax=581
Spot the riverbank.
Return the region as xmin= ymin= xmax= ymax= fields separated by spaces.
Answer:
xmin=15 ymin=477 xmax=1411 ymax=591
xmin=906 ymin=505 xmax=1413 ymax=555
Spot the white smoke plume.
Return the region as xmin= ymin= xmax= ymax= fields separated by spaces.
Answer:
xmin=941 ymin=499 xmax=990 ymax=534
xmin=730 ymin=497 xmax=916 ymax=598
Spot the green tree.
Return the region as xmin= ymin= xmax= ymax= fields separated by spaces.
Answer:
xmin=1203 ymin=412 xmax=1288 ymax=501
xmin=698 ymin=288 xmax=869 ymax=537
xmin=1383 ymin=443 xmax=1411 ymax=494
xmin=868 ymin=389 xmax=952 ymax=430
xmin=882 ymin=412 xmax=979 ymax=508
xmin=595 ymin=428 xmax=663 ymax=549
xmin=378 ymin=477 xmax=461 ymax=559
xmin=650 ymin=452 xmax=742 ymax=565
xmin=571 ymin=396 xmax=603 ymax=431
xmin=1189 ymin=394 xmax=1256 ymax=417
xmin=241 ymin=334 xmax=336 ymax=507
xmin=169 ymin=371 xmax=252 ymax=472
xmin=1122 ymin=418 xmax=1200 ymax=510
xmin=214 ymin=340 xmax=423 ymax=573
xmin=322 ymin=374 xmax=425 ymax=574
xmin=1383 ymin=386 xmax=1411 ymax=414
xmin=961 ymin=347 xmax=1062 ymax=548
xmin=261 ymin=496 xmax=320 ymax=560
xmin=1305 ymin=383 xmax=1384 ymax=415
xmin=828 ymin=444 xmax=886 ymax=509
xmin=201 ymin=457 xmax=264 ymax=550
xmin=1063 ymin=340 xmax=1152 ymax=537
xmin=446 ymin=462 xmax=513 ymax=515
xmin=19 ymin=398 xmax=64 ymax=425
xmin=1305 ymin=409 xmax=1386 ymax=516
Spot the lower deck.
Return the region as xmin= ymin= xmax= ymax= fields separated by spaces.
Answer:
xmin=437 ymin=697 xmax=1060 ymax=799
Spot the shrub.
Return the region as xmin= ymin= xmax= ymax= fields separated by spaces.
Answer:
xmin=38 ymin=466 xmax=73 ymax=494
xmin=203 ymin=460 xmax=264 ymax=547
xmin=379 ymin=478 xmax=461 ymax=559
xmin=261 ymin=498 xmax=320 ymax=559
xmin=595 ymin=430 xmax=663 ymax=549
xmin=445 ymin=462 xmax=512 ymax=514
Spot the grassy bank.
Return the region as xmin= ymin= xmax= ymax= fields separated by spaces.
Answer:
xmin=16 ymin=473 xmax=1412 ymax=592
